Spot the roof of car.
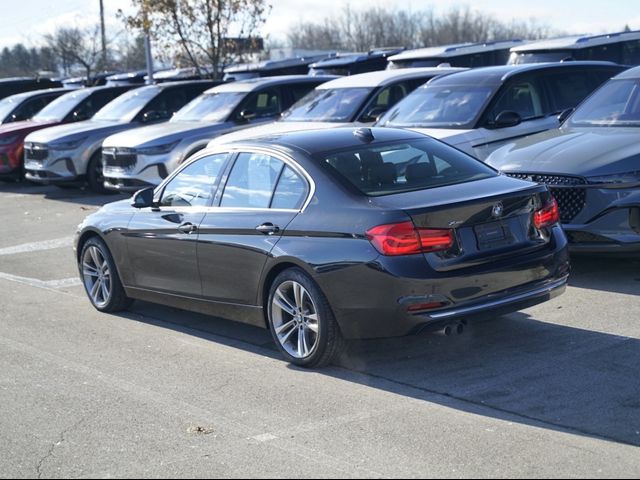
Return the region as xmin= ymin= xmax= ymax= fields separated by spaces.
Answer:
xmin=613 ymin=65 xmax=640 ymax=80
xmin=207 ymin=75 xmax=335 ymax=93
xmin=511 ymin=30 xmax=640 ymax=52
xmin=427 ymin=61 xmax=625 ymax=87
xmin=389 ymin=40 xmax=524 ymax=62
xmin=218 ymin=126 xmax=426 ymax=156
xmin=309 ymin=48 xmax=404 ymax=68
xmin=315 ymin=67 xmax=466 ymax=89
xmin=2 ymin=87 xmax=69 ymax=102
xmin=224 ymin=55 xmax=334 ymax=74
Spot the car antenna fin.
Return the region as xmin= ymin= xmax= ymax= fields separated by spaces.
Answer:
xmin=353 ymin=127 xmax=375 ymax=143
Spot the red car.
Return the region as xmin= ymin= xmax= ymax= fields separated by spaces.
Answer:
xmin=0 ymin=85 xmax=134 ymax=179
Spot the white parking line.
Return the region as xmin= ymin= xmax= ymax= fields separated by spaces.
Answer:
xmin=0 ymin=272 xmax=81 ymax=292
xmin=0 ymin=237 xmax=73 ymax=256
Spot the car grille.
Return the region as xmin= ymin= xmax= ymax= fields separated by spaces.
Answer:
xmin=506 ymin=173 xmax=587 ymax=223
xmin=24 ymin=143 xmax=48 ymax=162
xmin=103 ymin=148 xmax=137 ymax=172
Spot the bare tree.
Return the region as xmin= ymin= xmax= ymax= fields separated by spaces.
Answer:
xmin=44 ymin=25 xmax=104 ymax=79
xmin=122 ymin=0 xmax=270 ymax=79
xmin=288 ymin=5 xmax=554 ymax=52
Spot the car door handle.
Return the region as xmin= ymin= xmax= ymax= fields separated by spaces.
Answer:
xmin=255 ymin=223 xmax=280 ymax=235
xmin=178 ymin=222 xmax=198 ymax=234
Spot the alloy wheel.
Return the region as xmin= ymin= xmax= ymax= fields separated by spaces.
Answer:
xmin=82 ymin=245 xmax=112 ymax=308
xmin=271 ymin=280 xmax=320 ymax=359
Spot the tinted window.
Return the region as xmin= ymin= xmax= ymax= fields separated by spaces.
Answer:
xmin=272 ymin=166 xmax=307 ymax=209
xmin=220 ymin=153 xmax=284 ymax=208
xmin=319 ymin=138 xmax=496 ymax=196
xmin=581 ymin=43 xmax=622 ymax=64
xmin=9 ymin=96 xmax=49 ymax=121
xmin=236 ymin=88 xmax=282 ymax=120
xmin=622 ymin=40 xmax=640 ymax=65
xmin=160 ymin=153 xmax=228 ymax=207
xmin=508 ymin=51 xmax=575 ymax=65
xmin=289 ymin=83 xmax=319 ymax=104
xmin=486 ymin=77 xmax=544 ymax=122
xmin=543 ymin=71 xmax=600 ymax=112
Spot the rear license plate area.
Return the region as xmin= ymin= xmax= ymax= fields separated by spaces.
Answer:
xmin=474 ymin=221 xmax=514 ymax=250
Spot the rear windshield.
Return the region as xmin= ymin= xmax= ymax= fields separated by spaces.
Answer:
xmin=316 ymin=137 xmax=496 ymax=196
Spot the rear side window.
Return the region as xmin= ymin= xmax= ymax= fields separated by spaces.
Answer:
xmin=221 ymin=153 xmax=284 ymax=208
xmin=319 ymin=138 xmax=496 ymax=196
xmin=272 ymin=166 xmax=307 ymax=209
xmin=543 ymin=71 xmax=611 ymax=112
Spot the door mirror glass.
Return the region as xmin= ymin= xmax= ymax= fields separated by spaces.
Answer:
xmin=131 ymin=187 xmax=156 ymax=208
xmin=492 ymin=110 xmax=522 ymax=129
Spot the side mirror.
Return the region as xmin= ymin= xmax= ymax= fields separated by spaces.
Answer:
xmin=131 ymin=187 xmax=156 ymax=209
xmin=360 ymin=106 xmax=388 ymax=124
xmin=72 ymin=110 xmax=89 ymax=121
xmin=239 ymin=110 xmax=257 ymax=122
xmin=557 ymin=108 xmax=574 ymax=124
xmin=492 ymin=111 xmax=522 ymax=129
xmin=142 ymin=110 xmax=166 ymax=123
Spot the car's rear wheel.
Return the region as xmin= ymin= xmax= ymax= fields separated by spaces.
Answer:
xmin=80 ymin=237 xmax=131 ymax=312
xmin=268 ymin=268 xmax=345 ymax=368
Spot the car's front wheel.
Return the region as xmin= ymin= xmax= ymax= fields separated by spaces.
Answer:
xmin=80 ymin=237 xmax=132 ymax=312
xmin=268 ymin=268 xmax=345 ymax=368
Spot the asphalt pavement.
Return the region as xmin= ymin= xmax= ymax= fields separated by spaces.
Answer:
xmin=1 ymin=181 xmax=639 ymax=478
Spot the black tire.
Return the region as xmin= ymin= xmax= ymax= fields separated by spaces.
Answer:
xmin=267 ymin=268 xmax=345 ymax=368
xmin=87 ymin=150 xmax=112 ymax=194
xmin=79 ymin=237 xmax=132 ymax=313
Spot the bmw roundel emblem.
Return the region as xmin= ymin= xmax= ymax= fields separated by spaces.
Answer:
xmin=492 ymin=202 xmax=504 ymax=218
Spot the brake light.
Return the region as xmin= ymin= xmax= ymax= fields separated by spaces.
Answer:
xmin=366 ymin=221 xmax=454 ymax=256
xmin=533 ymin=198 xmax=560 ymax=229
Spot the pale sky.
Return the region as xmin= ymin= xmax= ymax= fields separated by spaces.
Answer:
xmin=0 ymin=0 xmax=638 ymax=50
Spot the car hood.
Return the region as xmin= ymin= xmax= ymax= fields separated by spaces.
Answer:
xmin=26 ymin=120 xmax=127 ymax=145
xmin=486 ymin=127 xmax=640 ymax=177
xmin=403 ymin=127 xmax=481 ymax=146
xmin=0 ymin=119 xmax=59 ymax=137
xmin=209 ymin=121 xmax=346 ymax=147
xmin=103 ymin=121 xmax=230 ymax=149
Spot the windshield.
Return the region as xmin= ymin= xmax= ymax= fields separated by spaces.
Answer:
xmin=508 ymin=51 xmax=575 ymax=65
xmin=568 ymin=78 xmax=640 ymax=127
xmin=93 ymin=86 xmax=159 ymax=122
xmin=282 ymin=88 xmax=372 ymax=123
xmin=388 ymin=59 xmax=442 ymax=69
xmin=32 ymin=90 xmax=91 ymax=122
xmin=171 ymin=92 xmax=245 ymax=123
xmin=378 ymin=84 xmax=494 ymax=129
xmin=0 ymin=96 xmax=20 ymax=121
xmin=317 ymin=138 xmax=496 ymax=197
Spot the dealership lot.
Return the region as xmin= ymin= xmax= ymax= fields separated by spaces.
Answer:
xmin=1 ymin=183 xmax=639 ymax=478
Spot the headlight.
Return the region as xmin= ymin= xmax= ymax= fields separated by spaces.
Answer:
xmin=53 ymin=137 xmax=88 ymax=151
xmin=137 ymin=140 xmax=179 ymax=156
xmin=0 ymin=134 xmax=19 ymax=146
xmin=586 ymin=171 xmax=640 ymax=185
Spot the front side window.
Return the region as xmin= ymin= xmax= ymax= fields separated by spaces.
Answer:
xmin=568 ymin=79 xmax=640 ymax=127
xmin=236 ymin=88 xmax=282 ymax=120
xmin=282 ymin=87 xmax=372 ymax=123
xmin=318 ymin=138 xmax=496 ymax=196
xmin=486 ymin=78 xmax=545 ymax=122
xmin=220 ymin=153 xmax=284 ymax=208
xmin=378 ymin=84 xmax=494 ymax=129
xmin=159 ymin=153 xmax=228 ymax=208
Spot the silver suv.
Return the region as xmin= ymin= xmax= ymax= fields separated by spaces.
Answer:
xmin=101 ymin=75 xmax=333 ymax=192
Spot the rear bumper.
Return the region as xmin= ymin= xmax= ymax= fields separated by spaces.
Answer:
xmin=323 ymin=227 xmax=569 ymax=339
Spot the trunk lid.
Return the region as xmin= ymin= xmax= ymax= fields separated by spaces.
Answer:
xmin=371 ymin=175 xmax=552 ymax=271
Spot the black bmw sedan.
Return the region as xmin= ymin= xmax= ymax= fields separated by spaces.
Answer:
xmin=75 ymin=127 xmax=570 ymax=367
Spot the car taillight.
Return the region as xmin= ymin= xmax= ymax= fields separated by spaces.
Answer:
xmin=533 ymin=198 xmax=560 ymax=229
xmin=366 ymin=221 xmax=454 ymax=256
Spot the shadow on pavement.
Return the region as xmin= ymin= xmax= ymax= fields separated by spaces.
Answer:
xmin=116 ymin=285 xmax=640 ymax=449
xmin=0 ymin=179 xmax=125 ymax=207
